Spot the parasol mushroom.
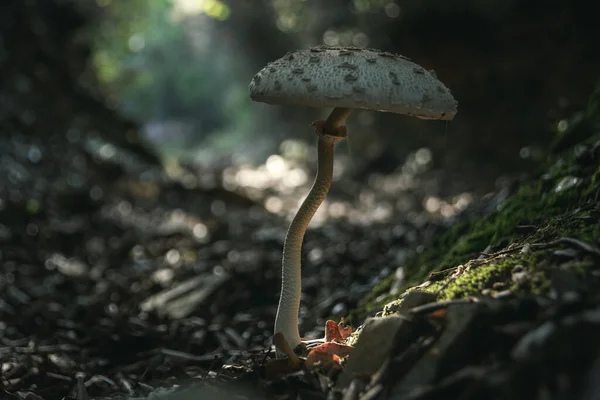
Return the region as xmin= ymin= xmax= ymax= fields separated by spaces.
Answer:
xmin=249 ymin=45 xmax=457 ymax=354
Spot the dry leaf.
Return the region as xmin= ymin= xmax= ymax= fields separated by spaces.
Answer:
xmin=338 ymin=318 xmax=354 ymax=339
xmin=305 ymin=342 xmax=353 ymax=370
xmin=324 ymin=319 xmax=354 ymax=342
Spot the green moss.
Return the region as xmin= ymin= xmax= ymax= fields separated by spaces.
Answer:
xmin=438 ymin=257 xmax=517 ymax=299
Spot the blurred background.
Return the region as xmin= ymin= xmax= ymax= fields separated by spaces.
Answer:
xmin=83 ymin=0 xmax=599 ymax=193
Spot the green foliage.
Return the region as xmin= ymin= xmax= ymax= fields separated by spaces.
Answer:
xmin=91 ymin=0 xmax=249 ymax=150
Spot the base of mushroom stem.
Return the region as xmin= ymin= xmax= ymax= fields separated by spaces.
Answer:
xmin=293 ymin=338 xmax=327 ymax=356
xmin=272 ymin=333 xmax=326 ymax=358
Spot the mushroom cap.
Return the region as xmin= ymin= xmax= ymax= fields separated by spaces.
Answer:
xmin=249 ymin=46 xmax=458 ymax=120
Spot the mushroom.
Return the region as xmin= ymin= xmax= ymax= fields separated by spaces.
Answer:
xmin=249 ymin=45 xmax=457 ymax=353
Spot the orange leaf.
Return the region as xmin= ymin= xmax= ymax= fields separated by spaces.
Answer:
xmin=324 ymin=319 xmax=354 ymax=343
xmin=305 ymin=342 xmax=353 ymax=370
xmin=305 ymin=350 xmax=342 ymax=370
xmin=308 ymin=342 xmax=354 ymax=358
xmin=324 ymin=320 xmax=342 ymax=342
xmin=338 ymin=319 xmax=354 ymax=339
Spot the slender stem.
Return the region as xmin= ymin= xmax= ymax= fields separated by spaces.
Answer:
xmin=275 ymin=135 xmax=337 ymax=352
xmin=274 ymin=108 xmax=349 ymax=355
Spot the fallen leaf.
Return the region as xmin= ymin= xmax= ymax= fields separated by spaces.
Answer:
xmin=325 ymin=320 xmax=342 ymax=342
xmin=324 ymin=319 xmax=354 ymax=342
xmin=305 ymin=342 xmax=353 ymax=371
xmin=338 ymin=318 xmax=354 ymax=339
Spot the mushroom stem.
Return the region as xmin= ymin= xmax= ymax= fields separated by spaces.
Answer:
xmin=323 ymin=107 xmax=352 ymax=135
xmin=275 ymin=125 xmax=344 ymax=354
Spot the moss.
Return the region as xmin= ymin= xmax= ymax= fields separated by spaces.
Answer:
xmin=438 ymin=257 xmax=519 ymax=299
xmin=354 ymin=83 xmax=600 ymax=319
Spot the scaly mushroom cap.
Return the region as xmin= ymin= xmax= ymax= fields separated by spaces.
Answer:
xmin=249 ymin=45 xmax=458 ymax=120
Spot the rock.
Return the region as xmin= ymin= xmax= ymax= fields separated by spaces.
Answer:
xmin=336 ymin=315 xmax=410 ymax=389
xmin=383 ymin=290 xmax=438 ymax=315
xmin=391 ymin=303 xmax=482 ymax=396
